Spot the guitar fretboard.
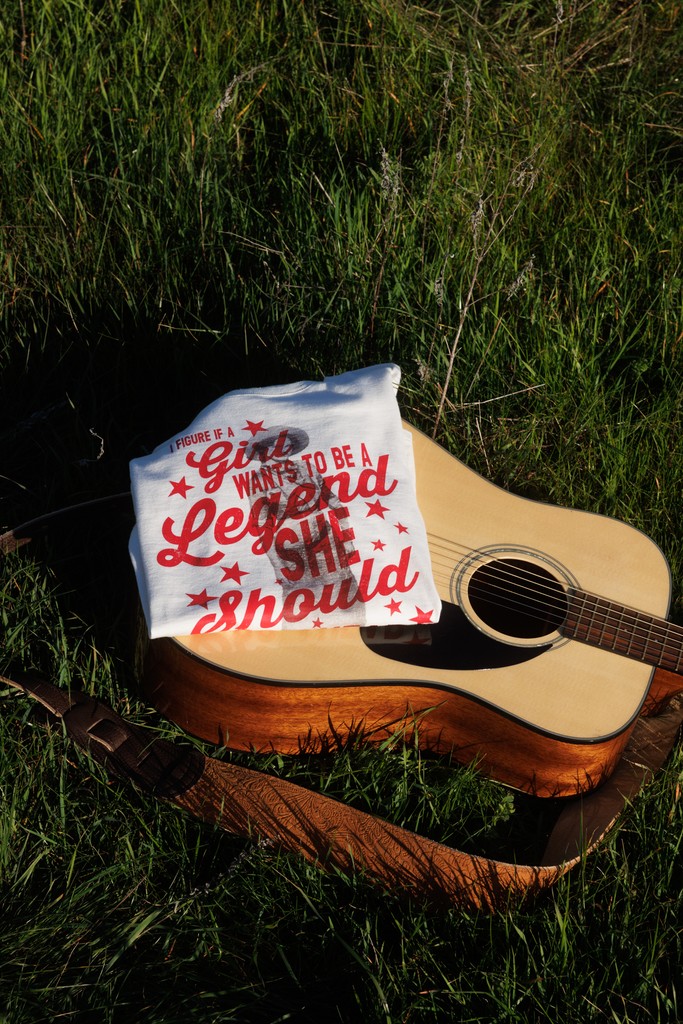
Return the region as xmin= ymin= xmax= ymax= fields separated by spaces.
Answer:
xmin=563 ymin=590 xmax=683 ymax=674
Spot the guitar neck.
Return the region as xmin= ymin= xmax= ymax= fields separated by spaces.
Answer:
xmin=563 ymin=590 xmax=683 ymax=675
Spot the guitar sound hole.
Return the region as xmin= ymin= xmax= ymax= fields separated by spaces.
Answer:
xmin=468 ymin=558 xmax=567 ymax=640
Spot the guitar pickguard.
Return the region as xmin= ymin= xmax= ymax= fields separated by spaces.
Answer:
xmin=361 ymin=600 xmax=549 ymax=672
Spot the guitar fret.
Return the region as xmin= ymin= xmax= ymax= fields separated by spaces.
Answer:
xmin=586 ymin=594 xmax=602 ymax=645
xmin=609 ymin=600 xmax=639 ymax=658
xmin=566 ymin=590 xmax=590 ymax=642
xmin=611 ymin=602 xmax=628 ymax=655
xmin=626 ymin=610 xmax=638 ymax=659
xmin=629 ymin=609 xmax=649 ymax=662
xmin=613 ymin=601 xmax=635 ymax=657
xmin=564 ymin=590 xmax=682 ymax=673
xmin=593 ymin=598 xmax=609 ymax=649
xmin=660 ymin=622 xmax=683 ymax=673
xmin=643 ymin=615 xmax=657 ymax=666
xmin=562 ymin=590 xmax=582 ymax=641
xmin=575 ymin=593 xmax=591 ymax=643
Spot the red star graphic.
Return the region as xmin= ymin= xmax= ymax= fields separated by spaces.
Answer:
xmin=169 ymin=477 xmax=193 ymax=498
xmin=394 ymin=521 xmax=409 ymax=535
xmin=186 ymin=589 xmax=217 ymax=609
xmin=312 ymin=617 xmax=323 ymax=628
xmin=372 ymin=538 xmax=386 ymax=551
xmin=243 ymin=420 xmax=267 ymax=436
xmin=221 ymin=562 xmax=249 ymax=584
xmin=366 ymin=499 xmax=389 ymax=518
xmin=410 ymin=607 xmax=434 ymax=624
xmin=385 ymin=599 xmax=402 ymax=615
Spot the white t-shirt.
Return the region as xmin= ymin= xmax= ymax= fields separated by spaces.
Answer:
xmin=129 ymin=364 xmax=441 ymax=637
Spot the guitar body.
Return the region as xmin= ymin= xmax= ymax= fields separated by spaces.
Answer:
xmin=143 ymin=423 xmax=675 ymax=798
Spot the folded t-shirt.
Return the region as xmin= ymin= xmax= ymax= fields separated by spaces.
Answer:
xmin=129 ymin=364 xmax=441 ymax=637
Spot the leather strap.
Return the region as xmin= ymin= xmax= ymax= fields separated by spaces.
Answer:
xmin=3 ymin=669 xmax=682 ymax=910
xmin=2 ymin=508 xmax=683 ymax=911
xmin=4 ymin=674 xmax=205 ymax=798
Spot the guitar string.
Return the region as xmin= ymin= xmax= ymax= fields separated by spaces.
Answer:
xmin=424 ymin=529 xmax=671 ymax=626
xmin=428 ymin=548 xmax=585 ymax=619
xmin=426 ymin=558 xmax=682 ymax=667
xmin=429 ymin=562 xmax=681 ymax=656
xmin=429 ymin=559 xmax=637 ymax=636
xmin=428 ymin=560 xmax=670 ymax=649
xmin=429 ymin=560 xmax=569 ymax=624
xmin=427 ymin=546 xmax=681 ymax=653
xmin=418 ymin=532 xmax=682 ymax=664
xmin=424 ymin=569 xmax=682 ymax=666
xmin=425 ymin=532 xmax=635 ymax=618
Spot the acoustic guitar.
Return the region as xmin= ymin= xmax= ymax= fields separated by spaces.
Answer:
xmin=143 ymin=423 xmax=683 ymax=799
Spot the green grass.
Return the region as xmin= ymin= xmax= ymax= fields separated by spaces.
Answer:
xmin=1 ymin=0 xmax=682 ymax=1020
